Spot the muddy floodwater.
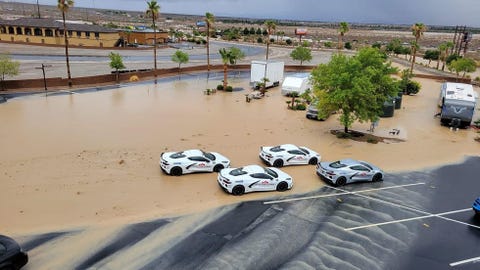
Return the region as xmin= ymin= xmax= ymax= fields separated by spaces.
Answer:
xmin=1 ymin=73 xmax=479 ymax=235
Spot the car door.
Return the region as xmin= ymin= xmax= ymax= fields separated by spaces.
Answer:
xmin=287 ymin=150 xmax=308 ymax=165
xmin=187 ymin=156 xmax=212 ymax=172
xmin=349 ymin=165 xmax=371 ymax=182
xmin=249 ymin=173 xmax=275 ymax=191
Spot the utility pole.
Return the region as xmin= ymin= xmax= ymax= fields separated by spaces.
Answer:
xmin=36 ymin=0 xmax=41 ymax=19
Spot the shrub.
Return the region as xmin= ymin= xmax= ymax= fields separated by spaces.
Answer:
xmin=217 ymin=84 xmax=224 ymax=90
xmin=367 ymin=138 xmax=379 ymax=144
xmin=225 ymin=86 xmax=233 ymax=92
xmin=295 ymin=103 xmax=307 ymax=110
xmin=270 ymin=38 xmax=275 ymax=43
xmin=286 ymin=39 xmax=292 ymax=45
xmin=257 ymin=37 xmax=263 ymax=43
xmin=405 ymin=81 xmax=421 ymax=95
xmin=344 ymin=42 xmax=352 ymax=50
xmin=324 ymin=41 xmax=333 ymax=48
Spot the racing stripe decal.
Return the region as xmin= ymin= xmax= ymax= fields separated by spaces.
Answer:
xmin=249 ymin=181 xmax=260 ymax=188
xmin=186 ymin=163 xmax=197 ymax=170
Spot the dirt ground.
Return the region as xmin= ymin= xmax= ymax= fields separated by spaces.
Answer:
xmin=1 ymin=69 xmax=479 ymax=235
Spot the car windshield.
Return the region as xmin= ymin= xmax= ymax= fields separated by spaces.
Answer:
xmin=170 ymin=152 xmax=186 ymax=159
xmin=329 ymin=161 xmax=347 ymax=168
xmin=270 ymin=146 xmax=284 ymax=152
xmin=202 ymin=151 xmax=216 ymax=161
xmin=264 ymin=168 xmax=278 ymax=178
xmin=230 ymin=168 xmax=247 ymax=176
xmin=359 ymin=162 xmax=373 ymax=170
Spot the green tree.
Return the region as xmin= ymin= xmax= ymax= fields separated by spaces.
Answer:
xmin=423 ymin=50 xmax=440 ymax=66
xmin=448 ymin=57 xmax=477 ymax=78
xmin=337 ymin=22 xmax=349 ymax=50
xmin=264 ymin=20 xmax=276 ymax=60
xmin=310 ymin=47 xmax=398 ymax=133
xmin=256 ymin=28 xmax=262 ymax=35
xmin=108 ymin=52 xmax=125 ymax=83
xmin=243 ymin=27 xmax=249 ymax=36
xmin=218 ymin=47 xmax=245 ymax=90
xmin=439 ymin=41 xmax=454 ymax=71
xmin=57 ymin=0 xmax=74 ymax=86
xmin=146 ymin=0 xmax=160 ymax=75
xmin=249 ymin=27 xmax=255 ymax=35
xmin=290 ymin=45 xmax=312 ymax=65
xmin=171 ymin=50 xmax=189 ymax=69
xmin=205 ymin=12 xmax=215 ymax=71
xmin=410 ymin=23 xmax=427 ymax=73
xmin=0 ymin=54 xmax=20 ymax=90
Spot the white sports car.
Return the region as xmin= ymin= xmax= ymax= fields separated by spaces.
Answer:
xmin=160 ymin=149 xmax=230 ymax=176
xmin=218 ymin=165 xmax=293 ymax=195
xmin=259 ymin=144 xmax=321 ymax=167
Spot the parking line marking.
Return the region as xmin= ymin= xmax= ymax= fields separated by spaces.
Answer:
xmin=345 ymin=208 xmax=472 ymax=231
xmin=324 ymin=185 xmax=480 ymax=231
xmin=264 ymin=183 xmax=425 ymax=205
xmin=450 ymin=256 xmax=480 ymax=267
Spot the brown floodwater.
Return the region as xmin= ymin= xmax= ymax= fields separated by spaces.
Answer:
xmin=1 ymin=75 xmax=479 ymax=234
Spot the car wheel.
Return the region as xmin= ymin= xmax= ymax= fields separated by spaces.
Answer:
xmin=336 ymin=177 xmax=347 ymax=186
xmin=372 ymin=173 xmax=383 ymax=182
xmin=170 ymin=166 xmax=182 ymax=176
xmin=308 ymin=157 xmax=318 ymax=165
xmin=273 ymin=159 xmax=284 ymax=167
xmin=276 ymin=181 xmax=289 ymax=192
xmin=231 ymin=185 xmax=245 ymax=196
xmin=213 ymin=164 xmax=224 ymax=172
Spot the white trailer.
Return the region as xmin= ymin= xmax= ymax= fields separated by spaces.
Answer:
xmin=438 ymin=82 xmax=478 ymax=128
xmin=250 ymin=60 xmax=284 ymax=89
xmin=281 ymin=73 xmax=312 ymax=96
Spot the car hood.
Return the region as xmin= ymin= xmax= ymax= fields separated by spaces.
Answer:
xmin=210 ymin=152 xmax=230 ymax=164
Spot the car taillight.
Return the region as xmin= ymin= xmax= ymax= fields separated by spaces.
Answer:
xmin=266 ymin=154 xmax=273 ymax=158
xmin=326 ymin=171 xmax=336 ymax=176
xmin=223 ymin=179 xmax=231 ymax=184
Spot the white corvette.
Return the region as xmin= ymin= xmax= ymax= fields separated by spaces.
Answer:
xmin=160 ymin=149 xmax=230 ymax=176
xmin=259 ymin=144 xmax=321 ymax=167
xmin=218 ymin=165 xmax=293 ymax=195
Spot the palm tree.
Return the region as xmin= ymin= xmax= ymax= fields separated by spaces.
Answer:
xmin=337 ymin=22 xmax=349 ymax=50
xmin=146 ymin=0 xmax=160 ymax=75
xmin=57 ymin=0 xmax=74 ymax=87
xmin=410 ymin=23 xmax=427 ymax=73
xmin=264 ymin=20 xmax=276 ymax=60
xmin=205 ymin=12 xmax=215 ymax=71
xmin=219 ymin=47 xmax=245 ymax=90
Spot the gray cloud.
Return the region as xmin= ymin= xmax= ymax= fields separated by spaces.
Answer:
xmin=11 ymin=0 xmax=480 ymax=27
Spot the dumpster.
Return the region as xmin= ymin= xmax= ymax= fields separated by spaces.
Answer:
xmin=394 ymin=92 xmax=403 ymax=109
xmin=380 ymin=99 xmax=395 ymax=118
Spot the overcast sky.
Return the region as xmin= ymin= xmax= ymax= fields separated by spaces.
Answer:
xmin=8 ymin=0 xmax=480 ymax=27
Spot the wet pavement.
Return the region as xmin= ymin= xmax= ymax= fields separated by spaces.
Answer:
xmin=16 ymin=156 xmax=480 ymax=270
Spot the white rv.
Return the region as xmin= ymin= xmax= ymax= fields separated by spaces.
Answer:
xmin=281 ymin=73 xmax=312 ymax=96
xmin=250 ymin=60 xmax=284 ymax=89
xmin=438 ymin=82 xmax=478 ymax=128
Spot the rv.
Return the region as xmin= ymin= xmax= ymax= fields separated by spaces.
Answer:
xmin=281 ymin=73 xmax=312 ymax=96
xmin=438 ymin=82 xmax=478 ymax=128
xmin=250 ymin=60 xmax=284 ymax=89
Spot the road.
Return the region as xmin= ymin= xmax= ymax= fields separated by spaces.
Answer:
xmin=16 ymin=156 xmax=480 ymax=270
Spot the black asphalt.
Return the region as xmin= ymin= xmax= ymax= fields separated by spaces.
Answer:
xmin=17 ymin=156 xmax=480 ymax=270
